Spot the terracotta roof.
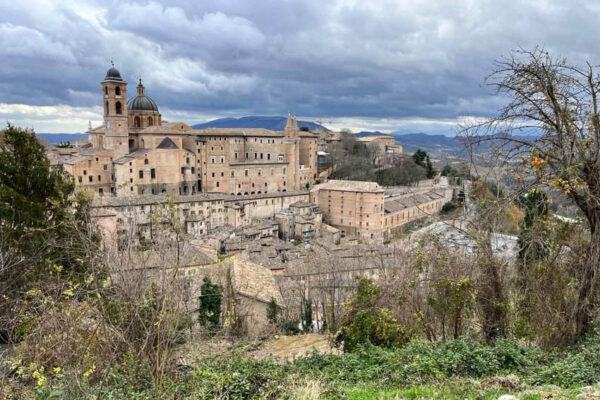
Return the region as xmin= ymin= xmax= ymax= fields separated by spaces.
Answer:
xmin=139 ymin=122 xmax=193 ymax=134
xmin=230 ymin=257 xmax=283 ymax=304
xmin=384 ymin=190 xmax=446 ymax=214
xmin=194 ymin=128 xmax=284 ymax=137
xmin=311 ymin=180 xmax=384 ymax=193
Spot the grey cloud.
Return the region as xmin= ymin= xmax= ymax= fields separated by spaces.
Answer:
xmin=1 ymin=0 xmax=600 ymax=133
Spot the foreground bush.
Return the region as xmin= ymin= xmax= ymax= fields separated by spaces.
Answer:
xmin=6 ymin=329 xmax=600 ymax=399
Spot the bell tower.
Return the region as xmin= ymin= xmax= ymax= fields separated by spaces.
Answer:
xmin=101 ymin=62 xmax=129 ymax=158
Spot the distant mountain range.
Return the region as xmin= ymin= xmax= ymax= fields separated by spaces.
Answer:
xmin=37 ymin=133 xmax=88 ymax=144
xmin=192 ymin=116 xmax=329 ymax=131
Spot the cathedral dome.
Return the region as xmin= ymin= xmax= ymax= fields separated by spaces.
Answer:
xmin=127 ymin=95 xmax=159 ymax=112
xmin=104 ymin=67 xmax=123 ymax=81
xmin=127 ymin=79 xmax=159 ymax=112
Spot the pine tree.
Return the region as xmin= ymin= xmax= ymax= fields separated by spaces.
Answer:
xmin=198 ymin=277 xmax=222 ymax=332
xmin=302 ymin=298 xmax=313 ymax=333
xmin=267 ymin=297 xmax=279 ymax=324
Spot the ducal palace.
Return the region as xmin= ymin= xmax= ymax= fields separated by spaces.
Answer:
xmin=51 ymin=65 xmax=318 ymax=198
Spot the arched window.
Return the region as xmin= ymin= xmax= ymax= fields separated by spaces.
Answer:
xmin=115 ymin=101 xmax=122 ymax=115
xmin=147 ymin=117 xmax=153 ymax=126
xmin=104 ymin=87 xmax=108 ymax=95
xmin=134 ymin=116 xmax=140 ymax=127
xmin=115 ymin=86 xmax=121 ymax=96
xmin=104 ymin=101 xmax=108 ymax=115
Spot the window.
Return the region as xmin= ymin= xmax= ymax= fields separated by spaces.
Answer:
xmin=245 ymin=152 xmax=248 ymax=159
xmin=231 ymin=171 xmax=235 ymax=177
xmin=115 ymin=101 xmax=122 ymax=115
xmin=115 ymin=86 xmax=121 ymax=96
xmin=83 ymin=170 xmax=87 ymax=175
xmin=220 ymin=157 xmax=224 ymax=163
xmin=254 ymin=153 xmax=257 ymax=159
xmin=245 ymin=170 xmax=248 ymax=176
xmin=144 ymin=158 xmax=149 ymax=165
xmin=89 ymin=176 xmax=93 ymax=182
xmin=150 ymin=168 xmax=156 ymax=179
xmin=134 ymin=116 xmax=140 ymax=127
xmin=104 ymin=101 xmax=108 ymax=115
xmin=103 ymin=164 xmax=108 ymax=170
xmin=278 ymin=155 xmax=284 ymax=162
xmin=147 ymin=117 xmax=153 ymax=126
xmin=216 ymin=181 xmax=220 ymax=187
xmin=234 ymin=152 xmax=238 ymax=159
xmin=139 ymin=170 xmax=144 ymax=179
xmin=267 ymin=153 xmax=271 ymax=160
xmin=104 ymin=87 xmax=108 ymax=95
xmin=78 ymin=176 xmax=82 ymax=183
xmin=98 ymin=175 xmax=101 ymax=182
xmin=99 ymin=188 xmax=103 ymax=195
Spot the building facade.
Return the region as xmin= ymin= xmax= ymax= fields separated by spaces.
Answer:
xmin=50 ymin=65 xmax=318 ymax=198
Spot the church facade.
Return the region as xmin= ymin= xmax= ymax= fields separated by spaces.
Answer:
xmin=52 ymin=65 xmax=318 ymax=198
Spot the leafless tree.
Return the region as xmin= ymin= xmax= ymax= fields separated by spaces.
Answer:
xmin=462 ymin=48 xmax=600 ymax=338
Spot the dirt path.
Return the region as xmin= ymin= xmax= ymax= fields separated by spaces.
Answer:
xmin=251 ymin=334 xmax=340 ymax=361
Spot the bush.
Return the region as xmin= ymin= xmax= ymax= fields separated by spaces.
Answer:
xmin=335 ymin=278 xmax=412 ymax=352
xmin=441 ymin=201 xmax=457 ymax=214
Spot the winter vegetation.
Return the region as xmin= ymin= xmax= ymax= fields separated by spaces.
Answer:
xmin=3 ymin=49 xmax=600 ymax=399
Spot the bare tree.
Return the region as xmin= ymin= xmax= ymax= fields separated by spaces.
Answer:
xmin=463 ymin=48 xmax=600 ymax=338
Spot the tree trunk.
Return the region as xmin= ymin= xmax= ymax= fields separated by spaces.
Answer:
xmin=574 ymin=212 xmax=600 ymax=338
xmin=477 ymin=234 xmax=507 ymax=343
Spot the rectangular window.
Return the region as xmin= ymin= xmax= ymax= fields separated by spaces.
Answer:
xmin=235 ymin=152 xmax=238 ymax=159
xmin=103 ymin=164 xmax=108 ymax=170
xmin=139 ymin=170 xmax=143 ymax=178
xmin=151 ymin=168 xmax=156 ymax=178
xmin=88 ymin=176 xmax=93 ymax=182
xmin=98 ymin=175 xmax=101 ymax=182
xmin=78 ymin=176 xmax=82 ymax=183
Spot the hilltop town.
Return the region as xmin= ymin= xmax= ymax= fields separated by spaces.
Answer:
xmin=4 ymin=35 xmax=600 ymax=399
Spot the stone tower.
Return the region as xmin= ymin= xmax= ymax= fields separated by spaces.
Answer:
xmin=284 ymin=113 xmax=298 ymax=138
xmin=101 ymin=63 xmax=129 ymax=158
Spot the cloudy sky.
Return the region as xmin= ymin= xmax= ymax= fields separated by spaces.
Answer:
xmin=1 ymin=0 xmax=598 ymax=134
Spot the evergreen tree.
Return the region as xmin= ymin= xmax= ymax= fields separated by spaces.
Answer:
xmin=198 ymin=277 xmax=222 ymax=332
xmin=267 ymin=297 xmax=279 ymax=324
xmin=302 ymin=297 xmax=313 ymax=333
xmin=0 ymin=124 xmax=99 ymax=342
xmin=425 ymin=156 xmax=436 ymax=178
xmin=412 ymin=149 xmax=428 ymax=166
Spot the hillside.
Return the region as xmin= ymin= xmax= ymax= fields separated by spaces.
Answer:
xmin=193 ymin=116 xmax=329 ymax=131
xmin=355 ymin=131 xmax=465 ymax=154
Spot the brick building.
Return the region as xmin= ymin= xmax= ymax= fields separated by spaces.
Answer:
xmin=50 ymin=64 xmax=318 ymax=198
